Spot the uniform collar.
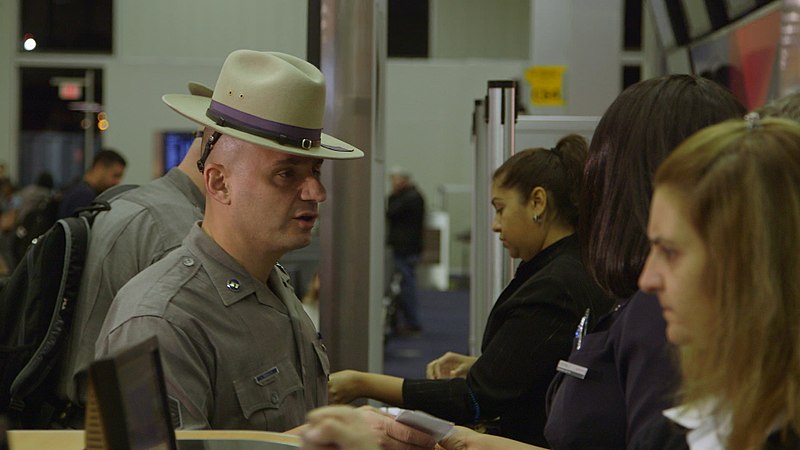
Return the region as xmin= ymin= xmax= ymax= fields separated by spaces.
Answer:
xmin=164 ymin=168 xmax=206 ymax=213
xmin=183 ymin=223 xmax=289 ymax=313
xmin=515 ymin=233 xmax=577 ymax=278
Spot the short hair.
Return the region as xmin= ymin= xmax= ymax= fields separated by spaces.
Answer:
xmin=389 ymin=166 xmax=411 ymax=180
xmin=493 ymin=134 xmax=588 ymax=228
xmin=654 ymin=117 xmax=800 ymax=450
xmin=756 ymin=90 xmax=800 ymax=123
xmin=579 ymin=74 xmax=746 ymax=300
xmin=92 ymin=148 xmax=127 ymax=168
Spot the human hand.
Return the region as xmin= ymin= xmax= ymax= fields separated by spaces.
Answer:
xmin=426 ymin=352 xmax=476 ymax=380
xmin=328 ymin=369 xmax=364 ymax=404
xmin=438 ymin=426 xmax=543 ymax=450
xmin=301 ymin=405 xmax=380 ymax=450
xmin=436 ymin=426 xmax=479 ymax=450
xmin=357 ymin=405 xmax=437 ymax=450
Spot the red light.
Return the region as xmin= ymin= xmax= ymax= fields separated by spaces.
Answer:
xmin=59 ymin=82 xmax=82 ymax=101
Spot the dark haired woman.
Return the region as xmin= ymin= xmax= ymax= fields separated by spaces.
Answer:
xmin=326 ymin=135 xmax=613 ymax=446
xmin=544 ymin=74 xmax=746 ymax=449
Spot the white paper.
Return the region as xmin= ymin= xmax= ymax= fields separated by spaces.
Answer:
xmin=394 ymin=409 xmax=456 ymax=441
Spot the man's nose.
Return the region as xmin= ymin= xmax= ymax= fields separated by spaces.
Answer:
xmin=302 ymin=176 xmax=327 ymax=202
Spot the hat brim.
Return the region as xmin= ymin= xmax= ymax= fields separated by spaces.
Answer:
xmin=163 ymin=94 xmax=364 ymax=160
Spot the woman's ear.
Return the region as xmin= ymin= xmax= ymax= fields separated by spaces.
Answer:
xmin=529 ymin=186 xmax=548 ymax=216
xmin=204 ymin=163 xmax=231 ymax=205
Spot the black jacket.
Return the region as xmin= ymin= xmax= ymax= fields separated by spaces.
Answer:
xmin=403 ymin=235 xmax=613 ymax=446
xmin=386 ymin=186 xmax=424 ymax=256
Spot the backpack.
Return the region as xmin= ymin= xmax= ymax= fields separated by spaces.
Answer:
xmin=0 ymin=184 xmax=136 ymax=428
xmin=12 ymin=192 xmax=60 ymax=264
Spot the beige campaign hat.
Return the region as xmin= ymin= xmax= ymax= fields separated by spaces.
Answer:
xmin=163 ymin=50 xmax=363 ymax=160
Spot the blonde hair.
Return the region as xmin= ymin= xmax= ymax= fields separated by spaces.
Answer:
xmin=654 ymin=117 xmax=800 ymax=449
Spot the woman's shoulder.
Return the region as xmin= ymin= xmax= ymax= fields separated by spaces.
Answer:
xmin=612 ymin=291 xmax=666 ymax=336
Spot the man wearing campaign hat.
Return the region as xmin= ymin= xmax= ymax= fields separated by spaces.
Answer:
xmin=95 ymin=50 xmax=360 ymax=431
xmin=54 ymin=82 xmax=213 ymax=427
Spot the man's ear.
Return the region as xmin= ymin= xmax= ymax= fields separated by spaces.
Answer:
xmin=204 ymin=163 xmax=231 ymax=205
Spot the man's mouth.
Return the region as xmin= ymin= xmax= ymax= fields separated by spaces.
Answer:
xmin=295 ymin=212 xmax=318 ymax=225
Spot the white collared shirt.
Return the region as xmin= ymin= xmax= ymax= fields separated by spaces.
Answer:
xmin=663 ymin=400 xmax=731 ymax=450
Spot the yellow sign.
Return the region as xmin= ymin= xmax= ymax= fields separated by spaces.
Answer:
xmin=525 ymin=65 xmax=566 ymax=106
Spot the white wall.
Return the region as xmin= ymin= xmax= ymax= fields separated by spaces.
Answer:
xmin=385 ymin=59 xmax=528 ymax=277
xmin=430 ymin=0 xmax=530 ymax=59
xmin=0 ymin=0 xmax=19 ymax=177
xmin=391 ymin=0 xmax=624 ymax=276
xmin=528 ymin=0 xmax=622 ymax=115
xmin=109 ymin=0 xmax=307 ymax=184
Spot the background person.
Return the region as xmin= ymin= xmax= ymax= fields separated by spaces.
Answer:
xmin=328 ymin=135 xmax=613 ymax=446
xmin=386 ymin=168 xmax=425 ymax=335
xmin=7 ymin=171 xmax=55 ymax=266
xmin=55 ymin=83 xmax=211 ymax=427
xmin=57 ymin=148 xmax=127 ymax=218
xmin=634 ymin=116 xmax=800 ymax=449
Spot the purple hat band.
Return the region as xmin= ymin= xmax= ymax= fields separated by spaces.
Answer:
xmin=206 ymin=100 xmax=321 ymax=149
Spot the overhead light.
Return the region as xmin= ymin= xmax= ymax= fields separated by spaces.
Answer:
xmin=23 ymin=37 xmax=36 ymax=51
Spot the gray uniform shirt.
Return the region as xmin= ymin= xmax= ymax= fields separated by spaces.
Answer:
xmin=96 ymin=224 xmax=330 ymax=431
xmin=61 ymin=168 xmax=205 ymax=404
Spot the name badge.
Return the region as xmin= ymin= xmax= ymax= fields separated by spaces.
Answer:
xmin=557 ymin=360 xmax=588 ymax=379
xmin=255 ymin=366 xmax=280 ymax=385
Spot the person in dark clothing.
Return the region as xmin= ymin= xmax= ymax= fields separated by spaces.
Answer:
xmin=543 ymin=75 xmax=746 ymax=450
xmin=57 ymin=148 xmax=126 ymax=218
xmin=386 ymin=168 xmax=425 ymax=333
xmin=327 ymin=135 xmax=613 ymax=447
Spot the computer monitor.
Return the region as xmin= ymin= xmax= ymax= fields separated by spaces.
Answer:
xmin=87 ymin=336 xmax=177 ymax=450
xmin=151 ymin=130 xmax=197 ymax=178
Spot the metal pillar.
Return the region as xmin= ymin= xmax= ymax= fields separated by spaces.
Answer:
xmin=317 ymin=0 xmax=387 ymax=373
xmin=469 ymin=80 xmax=516 ymax=355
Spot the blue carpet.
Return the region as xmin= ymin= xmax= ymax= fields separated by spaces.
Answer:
xmin=383 ymin=289 xmax=470 ymax=379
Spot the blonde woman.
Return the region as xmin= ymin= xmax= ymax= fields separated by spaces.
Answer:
xmin=636 ymin=115 xmax=800 ymax=449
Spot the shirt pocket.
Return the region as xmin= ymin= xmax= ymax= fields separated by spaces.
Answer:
xmin=312 ymin=337 xmax=330 ymax=377
xmin=233 ymin=357 xmax=303 ymax=429
xmin=311 ymin=337 xmax=331 ymax=404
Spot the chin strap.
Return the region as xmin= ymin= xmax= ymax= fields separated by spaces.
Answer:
xmin=197 ymin=131 xmax=222 ymax=173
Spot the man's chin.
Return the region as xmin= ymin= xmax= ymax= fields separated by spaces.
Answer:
xmin=289 ymin=236 xmax=313 ymax=250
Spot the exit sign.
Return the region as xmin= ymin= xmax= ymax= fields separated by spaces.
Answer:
xmin=58 ymin=82 xmax=82 ymax=100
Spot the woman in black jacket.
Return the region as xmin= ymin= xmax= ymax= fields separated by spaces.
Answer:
xmin=326 ymin=134 xmax=613 ymax=447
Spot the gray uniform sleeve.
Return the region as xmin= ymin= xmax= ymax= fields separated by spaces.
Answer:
xmin=96 ymin=315 xmax=214 ymax=430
